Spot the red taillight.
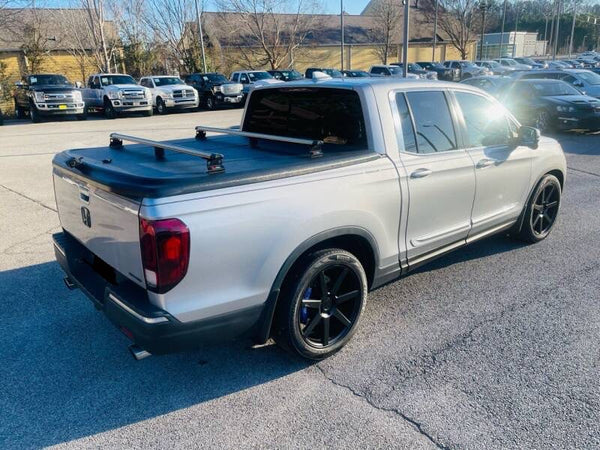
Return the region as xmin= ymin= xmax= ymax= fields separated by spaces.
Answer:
xmin=139 ymin=217 xmax=190 ymax=294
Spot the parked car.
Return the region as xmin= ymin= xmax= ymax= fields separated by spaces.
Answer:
xmin=369 ymin=65 xmax=420 ymax=78
xmin=500 ymin=79 xmax=600 ymax=131
xmin=139 ymin=75 xmax=198 ymax=114
xmin=561 ymin=59 xmax=585 ymax=69
xmin=184 ymin=72 xmax=243 ymax=109
xmin=52 ymin=78 xmax=566 ymax=360
xmin=514 ymin=57 xmax=547 ymax=69
xmin=230 ymin=70 xmax=282 ymax=96
xmin=475 ymin=60 xmax=514 ymax=76
xmin=460 ymin=75 xmax=513 ymax=97
xmin=416 ymin=61 xmax=459 ymax=81
xmin=512 ymin=69 xmax=600 ymax=98
xmin=267 ymin=69 xmax=304 ymax=81
xmin=442 ymin=60 xmax=490 ymax=79
xmin=390 ymin=62 xmax=437 ymax=79
xmin=342 ymin=70 xmax=371 ymax=78
xmin=13 ymin=73 xmax=85 ymax=123
xmin=575 ymin=58 xmax=600 ymax=68
xmin=495 ymin=58 xmax=532 ymax=70
xmin=545 ymin=60 xmax=570 ymax=70
xmin=81 ymin=73 xmax=152 ymax=119
xmin=304 ymin=67 xmax=344 ymax=79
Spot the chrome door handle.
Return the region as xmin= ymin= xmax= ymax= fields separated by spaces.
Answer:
xmin=410 ymin=168 xmax=432 ymax=179
xmin=476 ymin=158 xmax=496 ymax=168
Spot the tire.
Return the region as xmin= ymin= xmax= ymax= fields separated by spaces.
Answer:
xmin=534 ymin=109 xmax=552 ymax=133
xmin=29 ymin=105 xmax=41 ymax=123
xmin=156 ymin=97 xmax=167 ymax=115
xmin=104 ymin=99 xmax=117 ymax=119
xmin=275 ymin=248 xmax=368 ymax=360
xmin=206 ymin=95 xmax=215 ymax=110
xmin=517 ymin=174 xmax=561 ymax=243
xmin=15 ymin=102 xmax=26 ymax=119
xmin=76 ymin=106 xmax=88 ymax=121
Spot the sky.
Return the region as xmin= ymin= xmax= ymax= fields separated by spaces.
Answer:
xmin=18 ymin=0 xmax=372 ymax=15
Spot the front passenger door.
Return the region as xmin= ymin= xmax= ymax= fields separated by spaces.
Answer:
xmin=452 ymin=90 xmax=532 ymax=238
xmin=394 ymin=90 xmax=476 ymax=265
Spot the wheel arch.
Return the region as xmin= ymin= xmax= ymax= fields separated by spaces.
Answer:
xmin=254 ymin=227 xmax=379 ymax=344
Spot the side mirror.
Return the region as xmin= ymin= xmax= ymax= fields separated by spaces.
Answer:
xmin=519 ymin=126 xmax=540 ymax=149
xmin=75 ymin=81 xmax=83 ymax=88
xmin=573 ymin=80 xmax=584 ymax=88
xmin=15 ymin=81 xmax=24 ymax=88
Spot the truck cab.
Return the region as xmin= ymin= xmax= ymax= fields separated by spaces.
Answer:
xmin=13 ymin=73 xmax=85 ymax=123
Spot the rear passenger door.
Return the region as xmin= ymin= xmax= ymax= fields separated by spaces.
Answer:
xmin=451 ymin=90 xmax=532 ymax=237
xmin=393 ymin=90 xmax=476 ymax=265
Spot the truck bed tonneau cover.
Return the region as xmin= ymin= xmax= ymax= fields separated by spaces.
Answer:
xmin=52 ymin=135 xmax=379 ymax=199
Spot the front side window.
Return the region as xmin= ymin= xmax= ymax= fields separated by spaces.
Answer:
xmin=405 ymin=91 xmax=457 ymax=154
xmin=455 ymin=92 xmax=511 ymax=148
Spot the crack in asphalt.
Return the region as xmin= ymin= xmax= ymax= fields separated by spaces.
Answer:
xmin=567 ymin=166 xmax=600 ymax=178
xmin=0 ymin=226 xmax=60 ymax=256
xmin=0 ymin=183 xmax=57 ymax=212
xmin=315 ymin=364 xmax=450 ymax=449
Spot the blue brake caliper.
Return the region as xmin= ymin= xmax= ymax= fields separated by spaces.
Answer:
xmin=301 ymin=287 xmax=312 ymax=324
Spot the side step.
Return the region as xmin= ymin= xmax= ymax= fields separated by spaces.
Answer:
xmin=63 ymin=276 xmax=77 ymax=290
xmin=129 ymin=344 xmax=151 ymax=361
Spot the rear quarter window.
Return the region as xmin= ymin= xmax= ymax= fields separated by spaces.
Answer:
xmin=243 ymin=88 xmax=367 ymax=149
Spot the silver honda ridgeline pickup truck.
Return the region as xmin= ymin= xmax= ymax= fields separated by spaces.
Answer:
xmin=52 ymin=78 xmax=566 ymax=360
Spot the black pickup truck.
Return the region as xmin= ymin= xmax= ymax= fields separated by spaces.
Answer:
xmin=184 ymin=72 xmax=244 ymax=110
xmin=13 ymin=74 xmax=85 ymax=122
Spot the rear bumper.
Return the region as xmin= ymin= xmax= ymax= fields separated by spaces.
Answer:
xmin=53 ymin=231 xmax=263 ymax=355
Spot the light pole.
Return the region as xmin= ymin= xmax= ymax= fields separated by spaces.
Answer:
xmin=432 ymin=0 xmax=438 ymax=61
xmin=340 ymin=0 xmax=345 ymax=70
xmin=402 ymin=0 xmax=410 ymax=77
xmin=479 ymin=1 xmax=487 ymax=60
xmin=569 ymin=1 xmax=577 ymax=57
xmin=553 ymin=0 xmax=561 ymax=60
xmin=499 ymin=0 xmax=507 ymax=58
xmin=195 ymin=0 xmax=207 ymax=73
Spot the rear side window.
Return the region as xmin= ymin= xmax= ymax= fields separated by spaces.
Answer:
xmin=405 ymin=91 xmax=457 ymax=154
xmin=395 ymin=93 xmax=417 ymax=153
xmin=243 ymin=88 xmax=367 ymax=148
xmin=454 ymin=92 xmax=512 ymax=148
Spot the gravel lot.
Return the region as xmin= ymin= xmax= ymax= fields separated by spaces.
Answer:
xmin=0 ymin=111 xmax=599 ymax=449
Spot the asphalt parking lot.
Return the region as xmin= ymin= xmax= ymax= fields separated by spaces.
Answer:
xmin=1 ymin=112 xmax=599 ymax=449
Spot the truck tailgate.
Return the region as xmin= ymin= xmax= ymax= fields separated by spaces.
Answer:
xmin=53 ymin=166 xmax=145 ymax=287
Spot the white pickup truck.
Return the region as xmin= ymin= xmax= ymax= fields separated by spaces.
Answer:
xmin=52 ymin=78 xmax=566 ymax=360
xmin=81 ymin=73 xmax=153 ymax=119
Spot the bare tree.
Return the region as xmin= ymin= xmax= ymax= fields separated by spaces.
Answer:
xmin=368 ymin=0 xmax=402 ymax=64
xmin=144 ymin=0 xmax=203 ymax=73
xmin=422 ymin=0 xmax=480 ymax=59
xmin=215 ymin=0 xmax=320 ymax=70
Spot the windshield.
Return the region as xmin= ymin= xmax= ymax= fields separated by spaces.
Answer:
xmin=282 ymin=70 xmax=303 ymax=80
xmin=460 ymin=62 xmax=477 ymax=68
xmin=347 ymin=71 xmax=369 ymax=77
xmin=322 ymin=69 xmax=343 ymax=78
xmin=153 ymin=77 xmax=183 ymax=86
xmin=576 ymin=71 xmax=600 ymax=85
xmin=502 ymin=59 xmax=518 ymax=66
xmin=205 ymin=73 xmax=228 ymax=83
xmin=29 ymin=74 xmax=71 ymax=86
xmin=389 ymin=66 xmax=403 ymax=74
xmin=530 ymin=81 xmax=581 ymax=96
xmin=519 ymin=58 xmax=536 ymax=65
xmin=100 ymin=75 xmax=136 ymax=86
xmin=408 ymin=63 xmax=424 ymax=71
xmin=248 ymin=72 xmax=273 ymax=82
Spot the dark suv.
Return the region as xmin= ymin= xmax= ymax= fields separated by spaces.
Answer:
xmin=184 ymin=72 xmax=244 ymax=109
xmin=267 ymin=69 xmax=304 ymax=81
xmin=13 ymin=73 xmax=85 ymax=122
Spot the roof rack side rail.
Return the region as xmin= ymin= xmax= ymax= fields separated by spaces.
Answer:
xmin=195 ymin=126 xmax=323 ymax=158
xmin=109 ymin=132 xmax=224 ymax=174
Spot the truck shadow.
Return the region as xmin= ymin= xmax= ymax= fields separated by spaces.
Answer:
xmin=0 ymin=261 xmax=308 ymax=448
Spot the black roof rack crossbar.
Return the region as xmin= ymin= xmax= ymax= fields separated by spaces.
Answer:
xmin=194 ymin=125 xmax=323 ymax=158
xmin=109 ymin=132 xmax=224 ymax=174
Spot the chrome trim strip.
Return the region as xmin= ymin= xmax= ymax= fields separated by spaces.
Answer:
xmin=108 ymin=293 xmax=169 ymax=324
xmin=53 ymin=241 xmax=66 ymax=258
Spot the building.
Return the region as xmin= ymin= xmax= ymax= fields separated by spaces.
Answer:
xmin=201 ymin=2 xmax=477 ymax=74
xmin=478 ymin=32 xmax=547 ymax=59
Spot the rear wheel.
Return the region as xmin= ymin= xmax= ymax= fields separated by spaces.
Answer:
xmin=275 ymin=249 xmax=367 ymax=360
xmin=517 ymin=174 xmax=561 ymax=243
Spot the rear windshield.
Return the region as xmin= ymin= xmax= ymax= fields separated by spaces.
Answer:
xmin=243 ymin=88 xmax=367 ymax=149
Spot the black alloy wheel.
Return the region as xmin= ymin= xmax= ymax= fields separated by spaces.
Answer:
xmin=276 ymin=248 xmax=367 ymax=360
xmin=517 ymin=174 xmax=562 ymax=243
